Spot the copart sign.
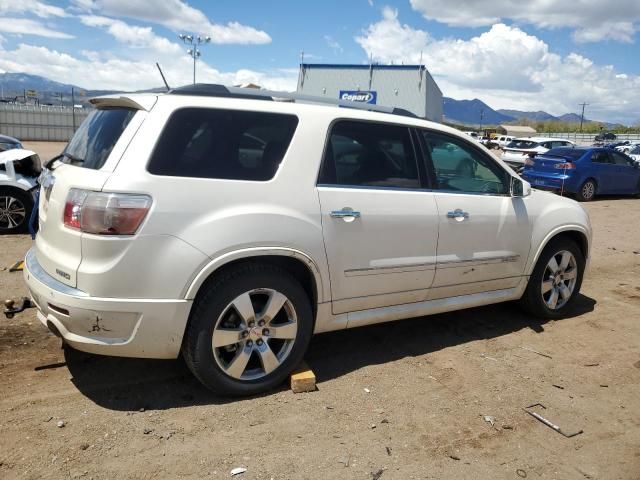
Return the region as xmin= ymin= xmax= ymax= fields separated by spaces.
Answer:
xmin=339 ymin=90 xmax=377 ymax=104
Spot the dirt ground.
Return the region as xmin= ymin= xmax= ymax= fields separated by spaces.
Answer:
xmin=1 ymin=142 xmax=639 ymax=480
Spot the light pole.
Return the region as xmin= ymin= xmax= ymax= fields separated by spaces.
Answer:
xmin=179 ymin=34 xmax=211 ymax=84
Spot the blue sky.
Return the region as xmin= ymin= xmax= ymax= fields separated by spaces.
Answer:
xmin=0 ymin=0 xmax=639 ymax=123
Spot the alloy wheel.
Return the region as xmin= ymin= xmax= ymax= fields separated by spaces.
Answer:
xmin=541 ymin=250 xmax=578 ymax=310
xmin=581 ymin=181 xmax=595 ymax=200
xmin=0 ymin=195 xmax=26 ymax=230
xmin=212 ymin=288 xmax=298 ymax=381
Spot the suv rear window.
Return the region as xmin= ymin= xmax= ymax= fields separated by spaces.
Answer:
xmin=148 ymin=108 xmax=298 ymax=181
xmin=63 ymin=108 xmax=136 ymax=170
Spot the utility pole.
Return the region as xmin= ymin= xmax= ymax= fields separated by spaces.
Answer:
xmin=479 ymin=108 xmax=484 ymax=134
xmin=579 ymin=102 xmax=589 ymax=132
xmin=179 ymin=34 xmax=211 ymax=84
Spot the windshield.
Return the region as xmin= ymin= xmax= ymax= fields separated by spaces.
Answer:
xmin=631 ymin=146 xmax=640 ymax=155
xmin=63 ymin=108 xmax=136 ymax=170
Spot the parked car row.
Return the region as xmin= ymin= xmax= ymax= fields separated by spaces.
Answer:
xmin=522 ymin=146 xmax=640 ymax=201
xmin=502 ymin=137 xmax=575 ymax=173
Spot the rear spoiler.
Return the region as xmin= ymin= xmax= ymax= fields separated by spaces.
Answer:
xmin=89 ymin=94 xmax=157 ymax=111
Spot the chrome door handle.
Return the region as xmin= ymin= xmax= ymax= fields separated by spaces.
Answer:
xmin=330 ymin=209 xmax=361 ymax=220
xmin=447 ymin=209 xmax=469 ymax=220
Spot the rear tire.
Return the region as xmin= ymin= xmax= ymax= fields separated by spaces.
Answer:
xmin=183 ymin=262 xmax=313 ymax=396
xmin=575 ymin=179 xmax=596 ymax=202
xmin=0 ymin=187 xmax=33 ymax=234
xmin=519 ymin=237 xmax=585 ymax=319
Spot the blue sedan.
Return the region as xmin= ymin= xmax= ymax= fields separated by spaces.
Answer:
xmin=522 ymin=146 xmax=640 ymax=201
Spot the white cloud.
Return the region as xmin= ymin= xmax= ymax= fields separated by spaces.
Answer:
xmin=356 ymin=10 xmax=640 ymax=124
xmin=355 ymin=7 xmax=429 ymax=62
xmin=410 ymin=0 xmax=640 ymax=43
xmin=79 ymin=15 xmax=181 ymax=53
xmin=324 ymin=35 xmax=343 ymax=53
xmin=0 ymin=0 xmax=68 ymax=18
xmin=0 ymin=43 xmax=297 ymax=92
xmin=0 ymin=18 xmax=73 ymax=39
xmin=72 ymin=0 xmax=271 ymax=44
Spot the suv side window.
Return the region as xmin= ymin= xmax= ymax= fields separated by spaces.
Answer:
xmin=148 ymin=108 xmax=298 ymax=181
xmin=318 ymin=120 xmax=420 ymax=189
xmin=420 ymin=131 xmax=509 ymax=195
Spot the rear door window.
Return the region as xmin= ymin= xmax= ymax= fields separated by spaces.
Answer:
xmin=318 ymin=120 xmax=420 ymax=189
xmin=63 ymin=108 xmax=136 ymax=170
xmin=148 ymin=108 xmax=298 ymax=181
xmin=591 ymin=151 xmax=611 ymax=164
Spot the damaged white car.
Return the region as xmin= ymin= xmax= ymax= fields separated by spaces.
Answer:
xmin=0 ymin=148 xmax=41 ymax=233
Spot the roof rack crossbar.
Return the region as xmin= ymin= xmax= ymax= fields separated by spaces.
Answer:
xmin=168 ymin=84 xmax=418 ymax=118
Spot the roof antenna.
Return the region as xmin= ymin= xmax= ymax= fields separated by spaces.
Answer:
xmin=299 ymin=50 xmax=306 ymax=89
xmin=156 ymin=62 xmax=170 ymax=91
xmin=418 ymin=50 xmax=424 ymax=90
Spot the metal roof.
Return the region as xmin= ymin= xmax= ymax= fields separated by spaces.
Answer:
xmin=300 ymin=63 xmax=428 ymax=71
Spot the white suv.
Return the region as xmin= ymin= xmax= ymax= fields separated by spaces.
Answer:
xmin=24 ymin=85 xmax=592 ymax=395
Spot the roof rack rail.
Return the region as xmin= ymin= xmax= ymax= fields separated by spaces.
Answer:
xmin=168 ymin=84 xmax=419 ymax=119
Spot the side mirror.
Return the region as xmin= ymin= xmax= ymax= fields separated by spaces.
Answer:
xmin=511 ymin=177 xmax=531 ymax=197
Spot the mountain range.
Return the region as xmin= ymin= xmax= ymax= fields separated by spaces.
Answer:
xmin=442 ymin=97 xmax=603 ymax=126
xmin=0 ymin=72 xmax=611 ymax=126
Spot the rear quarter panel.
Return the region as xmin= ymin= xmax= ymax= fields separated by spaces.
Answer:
xmin=100 ymin=97 xmax=333 ymax=302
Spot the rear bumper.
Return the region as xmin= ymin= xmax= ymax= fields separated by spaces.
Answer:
xmin=522 ymin=171 xmax=579 ymax=192
xmin=23 ymin=248 xmax=192 ymax=359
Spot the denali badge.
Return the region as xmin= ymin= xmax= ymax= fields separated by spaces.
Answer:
xmin=56 ymin=268 xmax=71 ymax=280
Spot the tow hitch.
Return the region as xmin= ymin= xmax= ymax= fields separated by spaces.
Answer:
xmin=4 ymin=297 xmax=34 ymax=319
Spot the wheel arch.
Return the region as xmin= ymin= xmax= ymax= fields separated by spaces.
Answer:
xmin=184 ymin=247 xmax=325 ymax=309
xmin=0 ymin=181 xmax=33 ymax=192
xmin=528 ymin=226 xmax=590 ymax=276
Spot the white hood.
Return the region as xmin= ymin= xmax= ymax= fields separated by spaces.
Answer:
xmin=0 ymin=148 xmax=37 ymax=165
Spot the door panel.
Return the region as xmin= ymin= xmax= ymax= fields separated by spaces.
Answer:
xmin=318 ymin=187 xmax=439 ymax=313
xmin=609 ymin=152 xmax=638 ymax=192
xmin=589 ymin=151 xmax=616 ymax=192
xmin=430 ymin=193 xmax=531 ymax=299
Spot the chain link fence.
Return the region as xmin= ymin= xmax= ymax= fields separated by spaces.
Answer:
xmin=0 ymin=104 xmax=90 ymax=141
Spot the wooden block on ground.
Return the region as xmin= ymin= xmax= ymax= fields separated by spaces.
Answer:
xmin=290 ymin=362 xmax=316 ymax=393
xmin=8 ymin=260 xmax=24 ymax=272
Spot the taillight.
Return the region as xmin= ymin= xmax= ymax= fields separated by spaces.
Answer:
xmin=554 ymin=162 xmax=576 ymax=170
xmin=64 ymin=189 xmax=151 ymax=235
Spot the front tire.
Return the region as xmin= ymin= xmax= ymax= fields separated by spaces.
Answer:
xmin=183 ymin=263 xmax=313 ymax=396
xmin=519 ymin=238 xmax=585 ymax=319
xmin=0 ymin=187 xmax=33 ymax=234
xmin=575 ymin=179 xmax=596 ymax=202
